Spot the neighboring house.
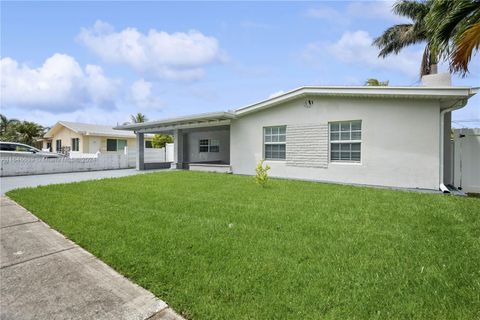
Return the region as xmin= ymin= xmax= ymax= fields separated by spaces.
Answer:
xmin=115 ymin=74 xmax=478 ymax=192
xmin=41 ymin=121 xmax=154 ymax=155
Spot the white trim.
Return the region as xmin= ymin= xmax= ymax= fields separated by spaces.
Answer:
xmin=115 ymin=112 xmax=235 ymax=131
xmin=234 ymin=86 xmax=478 ymax=116
xmin=199 ymin=139 xmax=220 ymax=153
xmin=329 ymin=120 xmax=362 ymax=163
xmin=263 ymin=125 xmax=286 ymax=161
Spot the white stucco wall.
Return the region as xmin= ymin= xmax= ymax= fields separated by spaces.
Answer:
xmin=184 ymin=129 xmax=230 ymax=164
xmin=230 ymin=96 xmax=441 ymax=189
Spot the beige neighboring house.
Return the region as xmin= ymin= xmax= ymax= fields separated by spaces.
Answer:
xmin=41 ymin=121 xmax=153 ymax=154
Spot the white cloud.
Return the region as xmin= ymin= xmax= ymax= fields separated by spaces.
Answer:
xmin=303 ymin=30 xmax=422 ymax=78
xmin=307 ymin=1 xmax=408 ymax=24
xmin=77 ymin=20 xmax=225 ymax=81
xmin=268 ymin=90 xmax=285 ymax=99
xmin=129 ymin=79 xmax=164 ymax=110
xmin=0 ymin=53 xmax=120 ymax=112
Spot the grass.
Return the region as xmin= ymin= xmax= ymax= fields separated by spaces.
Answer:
xmin=7 ymin=171 xmax=480 ymax=319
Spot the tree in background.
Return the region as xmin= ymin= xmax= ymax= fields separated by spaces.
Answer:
xmin=152 ymin=134 xmax=173 ymax=148
xmin=0 ymin=114 xmax=44 ymax=146
xmin=426 ymin=0 xmax=480 ymax=76
xmin=0 ymin=114 xmax=19 ymax=139
xmin=130 ymin=113 xmax=148 ymax=123
xmin=373 ymin=0 xmax=438 ymax=76
xmin=365 ymin=78 xmax=390 ymax=86
xmin=15 ymin=121 xmax=45 ymax=146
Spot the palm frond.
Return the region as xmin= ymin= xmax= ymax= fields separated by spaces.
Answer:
xmin=428 ymin=0 xmax=480 ymax=59
xmin=393 ymin=0 xmax=431 ymax=21
xmin=451 ymin=22 xmax=480 ymax=75
xmin=373 ymin=24 xmax=427 ymax=57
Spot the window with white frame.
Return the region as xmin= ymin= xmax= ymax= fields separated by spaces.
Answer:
xmin=209 ymin=139 xmax=219 ymax=152
xmin=107 ymin=139 xmax=127 ymax=152
xmin=199 ymin=139 xmax=220 ymax=153
xmin=264 ymin=126 xmax=286 ymax=160
xmin=330 ymin=120 xmax=361 ymax=162
xmin=56 ymin=139 xmax=62 ymax=152
xmin=71 ymin=138 xmax=80 ymax=151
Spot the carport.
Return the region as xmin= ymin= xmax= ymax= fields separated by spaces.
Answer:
xmin=114 ymin=112 xmax=235 ymax=173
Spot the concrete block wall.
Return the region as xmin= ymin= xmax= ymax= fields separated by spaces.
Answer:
xmin=286 ymin=124 xmax=328 ymax=168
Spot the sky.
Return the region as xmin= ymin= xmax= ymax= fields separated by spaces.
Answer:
xmin=1 ymin=1 xmax=479 ymax=128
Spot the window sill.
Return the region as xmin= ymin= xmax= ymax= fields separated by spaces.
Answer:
xmin=330 ymin=161 xmax=362 ymax=165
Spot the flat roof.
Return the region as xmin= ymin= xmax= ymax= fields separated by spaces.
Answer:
xmin=115 ymin=112 xmax=235 ymax=132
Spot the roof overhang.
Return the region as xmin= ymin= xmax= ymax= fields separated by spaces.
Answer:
xmin=113 ymin=86 xmax=478 ymax=133
xmin=114 ymin=112 xmax=236 ymax=133
xmin=234 ymin=86 xmax=479 ymax=116
xmin=43 ymin=122 xmax=68 ymax=138
xmin=44 ymin=121 xmax=140 ymax=139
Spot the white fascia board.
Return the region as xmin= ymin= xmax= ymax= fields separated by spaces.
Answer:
xmin=84 ymin=132 xmax=137 ymax=138
xmin=234 ymin=86 xmax=479 ymax=116
xmin=114 ymin=112 xmax=235 ymax=131
xmin=135 ymin=119 xmax=232 ymax=134
xmin=43 ymin=121 xmax=78 ymax=138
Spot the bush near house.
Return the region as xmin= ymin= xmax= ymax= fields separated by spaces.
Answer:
xmin=7 ymin=171 xmax=480 ymax=319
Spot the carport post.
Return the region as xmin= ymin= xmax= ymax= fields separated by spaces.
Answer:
xmin=171 ymin=129 xmax=184 ymax=169
xmin=136 ymin=132 xmax=145 ymax=171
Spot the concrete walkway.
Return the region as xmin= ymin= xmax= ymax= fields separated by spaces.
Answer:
xmin=0 ymin=196 xmax=183 ymax=320
xmin=1 ymin=169 xmax=167 ymax=195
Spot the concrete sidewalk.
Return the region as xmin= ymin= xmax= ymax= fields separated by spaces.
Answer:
xmin=0 ymin=196 xmax=183 ymax=320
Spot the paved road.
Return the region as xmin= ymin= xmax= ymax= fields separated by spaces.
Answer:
xmin=0 ymin=196 xmax=183 ymax=320
xmin=0 ymin=169 xmax=166 ymax=195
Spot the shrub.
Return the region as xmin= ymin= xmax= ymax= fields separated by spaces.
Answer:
xmin=255 ymin=160 xmax=270 ymax=187
xmin=152 ymin=134 xmax=173 ymax=148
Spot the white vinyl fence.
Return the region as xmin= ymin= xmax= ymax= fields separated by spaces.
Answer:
xmin=69 ymin=151 xmax=100 ymax=159
xmin=453 ymin=128 xmax=480 ymax=193
xmin=0 ymin=154 xmax=129 ymax=177
xmin=126 ymin=143 xmax=174 ymax=167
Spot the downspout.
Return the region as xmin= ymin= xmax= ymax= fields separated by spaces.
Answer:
xmin=439 ymin=99 xmax=465 ymax=193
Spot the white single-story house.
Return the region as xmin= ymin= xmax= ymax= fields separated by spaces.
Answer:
xmin=41 ymin=121 xmax=154 ymax=154
xmin=115 ymin=74 xmax=478 ymax=192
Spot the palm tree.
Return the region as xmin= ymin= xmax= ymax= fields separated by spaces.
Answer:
xmin=15 ymin=121 xmax=45 ymax=146
xmin=427 ymin=0 xmax=480 ymax=76
xmin=365 ymin=78 xmax=389 ymax=86
xmin=0 ymin=114 xmax=19 ymax=135
xmin=373 ymin=0 xmax=437 ymax=76
xmin=130 ymin=113 xmax=148 ymax=123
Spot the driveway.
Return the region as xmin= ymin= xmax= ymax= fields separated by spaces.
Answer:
xmin=1 ymin=169 xmax=166 ymax=195
xmin=0 ymin=196 xmax=183 ymax=320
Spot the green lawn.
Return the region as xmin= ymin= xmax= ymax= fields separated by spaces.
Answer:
xmin=7 ymin=171 xmax=480 ymax=319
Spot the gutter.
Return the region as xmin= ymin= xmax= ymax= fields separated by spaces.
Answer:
xmin=439 ymin=99 xmax=466 ymax=193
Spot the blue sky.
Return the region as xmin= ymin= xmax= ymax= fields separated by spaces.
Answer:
xmin=1 ymin=1 xmax=478 ymax=127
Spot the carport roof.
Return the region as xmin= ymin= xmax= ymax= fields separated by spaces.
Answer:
xmin=114 ymin=111 xmax=235 ymax=132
